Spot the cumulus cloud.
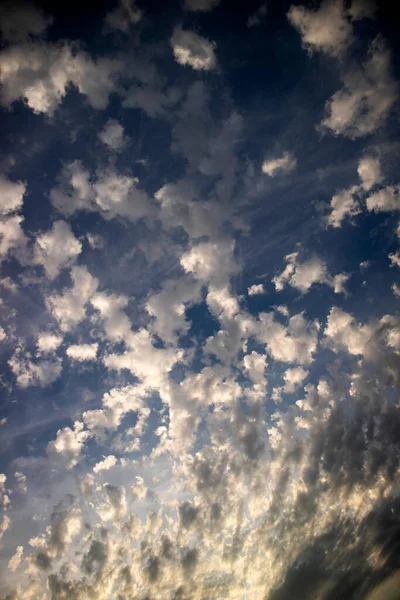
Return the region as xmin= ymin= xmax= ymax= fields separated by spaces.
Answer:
xmin=93 ymin=455 xmax=117 ymax=473
xmin=282 ymin=366 xmax=308 ymax=393
xmin=248 ymin=283 xmax=265 ymax=296
xmin=288 ymin=0 xmax=353 ymax=57
xmin=66 ymin=343 xmax=98 ymax=362
xmin=46 ymin=266 xmax=98 ymax=332
xmin=8 ymin=545 xmax=23 ymax=572
xmin=358 ymin=155 xmax=382 ymax=191
xmin=171 ymin=27 xmax=217 ymax=71
xmin=105 ymin=0 xmax=142 ymax=31
xmin=366 ymin=185 xmax=400 ymax=213
xmin=180 ymin=239 xmax=238 ymax=285
xmin=0 ymin=214 xmax=27 ymax=263
xmin=273 ymin=251 xmax=348 ymax=294
xmin=320 ymin=37 xmax=398 ymax=138
xmin=261 ymin=151 xmax=296 ymax=177
xmin=0 ymin=176 xmax=26 ymax=215
xmin=47 ymin=421 xmax=90 ymax=468
xmin=0 ymin=42 xmax=122 ymax=114
xmin=0 ymin=2 xmax=52 ymax=41
xmin=327 ymin=185 xmax=360 ymax=227
xmin=36 ymin=332 xmax=63 ymax=355
xmin=184 ymin=0 xmax=220 ymax=11
xmin=33 ymin=220 xmax=82 ymax=279
xmin=98 ymin=119 xmax=127 ymax=151
xmin=8 ymin=347 xmax=62 ymax=388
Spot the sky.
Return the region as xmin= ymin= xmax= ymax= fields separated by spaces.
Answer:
xmin=0 ymin=0 xmax=400 ymax=598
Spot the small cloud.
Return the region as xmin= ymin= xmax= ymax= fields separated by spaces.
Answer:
xmin=248 ymin=284 xmax=265 ymax=296
xmin=105 ymin=0 xmax=142 ymax=32
xmin=262 ymin=152 xmax=296 ymax=177
xmin=171 ymin=27 xmax=217 ymax=71
xmin=99 ymin=119 xmax=127 ymax=151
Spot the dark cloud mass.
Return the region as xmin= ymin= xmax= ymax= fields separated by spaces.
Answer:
xmin=0 ymin=0 xmax=400 ymax=599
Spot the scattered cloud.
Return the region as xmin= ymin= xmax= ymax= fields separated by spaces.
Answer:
xmin=261 ymin=151 xmax=296 ymax=176
xmin=171 ymin=27 xmax=217 ymax=71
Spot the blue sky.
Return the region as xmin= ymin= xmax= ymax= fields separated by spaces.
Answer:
xmin=0 ymin=0 xmax=400 ymax=598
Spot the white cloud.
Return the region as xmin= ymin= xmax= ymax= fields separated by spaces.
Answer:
xmin=98 ymin=119 xmax=126 ymax=151
xmin=288 ymin=0 xmax=353 ymax=57
xmin=324 ymin=306 xmax=373 ymax=355
xmin=184 ymin=0 xmax=220 ymax=11
xmin=248 ymin=284 xmax=265 ymax=296
xmin=0 ymin=327 xmax=6 ymax=342
xmin=273 ymin=251 xmax=348 ymax=294
xmin=93 ymin=455 xmax=117 ymax=473
xmin=0 ymin=175 xmax=26 ymax=215
xmin=366 ymin=185 xmax=400 ymax=213
xmin=34 ymin=220 xmax=82 ymax=279
xmin=83 ymin=384 xmax=149 ymax=434
xmin=392 ymin=283 xmax=400 ymax=297
xmin=47 ymin=421 xmax=90 ymax=468
xmin=91 ymin=291 xmax=132 ymax=343
xmin=66 ymin=343 xmax=98 ymax=362
xmin=358 ymin=156 xmax=382 ymax=191
xmin=8 ymin=545 xmax=23 ymax=572
xmin=36 ymin=332 xmax=63 ymax=354
xmin=171 ymin=27 xmax=217 ymax=71
xmin=349 ymin=0 xmax=376 ymax=20
xmin=14 ymin=471 xmax=27 ymax=495
xmin=389 ymin=251 xmax=400 ymax=268
xmin=257 ymin=311 xmax=319 ymax=365
xmin=46 ymin=266 xmax=98 ymax=332
xmin=282 ymin=366 xmax=308 ymax=393
xmin=321 ymin=38 xmax=398 ymax=138
xmin=105 ymin=0 xmax=142 ymax=31
xmin=0 ymin=215 xmax=27 ymax=262
xmin=262 ymin=152 xmax=296 ymax=177
xmin=0 ymin=42 xmax=122 ymax=115
xmin=8 ymin=348 xmax=62 ymax=388
xmin=180 ymin=239 xmax=238 ymax=285
xmin=327 ymin=185 xmax=360 ymax=227
xmin=0 ymin=2 xmax=51 ymax=41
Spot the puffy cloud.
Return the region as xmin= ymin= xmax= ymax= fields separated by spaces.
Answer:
xmin=47 ymin=421 xmax=90 ymax=468
xmin=98 ymin=119 xmax=127 ymax=151
xmin=349 ymin=0 xmax=377 ymax=20
xmin=8 ymin=347 xmax=62 ymax=388
xmin=288 ymin=0 xmax=353 ymax=57
xmin=321 ymin=38 xmax=398 ymax=138
xmin=257 ymin=311 xmax=319 ymax=365
xmin=180 ymin=239 xmax=238 ymax=285
xmin=105 ymin=0 xmax=142 ymax=31
xmin=14 ymin=471 xmax=27 ymax=495
xmin=8 ymin=545 xmax=23 ymax=572
xmin=389 ymin=251 xmax=400 ymax=268
xmin=0 ymin=2 xmax=51 ymax=41
xmin=366 ymin=185 xmax=400 ymax=213
xmin=391 ymin=282 xmax=400 ymax=297
xmin=93 ymin=455 xmax=117 ymax=473
xmin=46 ymin=266 xmax=98 ymax=332
xmin=273 ymin=251 xmax=348 ymax=294
xmin=324 ymin=306 xmax=374 ymax=356
xmin=171 ymin=27 xmax=217 ymax=71
xmin=91 ymin=291 xmax=132 ymax=343
xmin=184 ymin=0 xmax=220 ymax=11
xmin=33 ymin=220 xmax=82 ymax=279
xmin=0 ymin=215 xmax=26 ymax=262
xmin=0 ymin=42 xmax=122 ymax=114
xmin=358 ymin=155 xmax=382 ymax=191
xmin=282 ymin=366 xmax=308 ymax=393
xmin=248 ymin=283 xmax=265 ymax=296
xmin=50 ymin=161 xmax=154 ymax=222
xmin=0 ymin=175 xmax=26 ymax=215
xmin=36 ymin=332 xmax=63 ymax=355
xmin=66 ymin=343 xmax=98 ymax=362
xmin=327 ymin=185 xmax=360 ymax=227
xmin=261 ymin=151 xmax=296 ymax=177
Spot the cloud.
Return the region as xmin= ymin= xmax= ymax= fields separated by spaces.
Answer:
xmin=8 ymin=545 xmax=23 ymax=572
xmin=46 ymin=266 xmax=98 ymax=332
xmin=98 ymin=119 xmax=127 ymax=151
xmin=0 ymin=2 xmax=52 ymax=41
xmin=248 ymin=283 xmax=265 ymax=296
xmin=33 ymin=220 xmax=82 ymax=279
xmin=320 ymin=37 xmax=398 ymax=138
xmin=0 ymin=176 xmax=26 ymax=215
xmin=47 ymin=421 xmax=90 ymax=468
xmin=288 ymin=0 xmax=353 ymax=57
xmin=0 ymin=42 xmax=122 ymax=114
xmin=8 ymin=348 xmax=62 ymax=388
xmin=93 ymin=455 xmax=117 ymax=473
xmin=0 ymin=215 xmax=27 ymax=263
xmin=358 ymin=155 xmax=382 ymax=191
xmin=36 ymin=333 xmax=63 ymax=355
xmin=282 ymin=366 xmax=308 ymax=393
xmin=366 ymin=185 xmax=400 ymax=213
xmin=327 ymin=185 xmax=360 ymax=227
xmin=180 ymin=239 xmax=238 ymax=285
xmin=184 ymin=0 xmax=220 ymax=11
xmin=105 ymin=0 xmax=142 ymax=31
xmin=50 ymin=161 xmax=154 ymax=222
xmin=273 ymin=251 xmax=349 ymax=294
xmin=171 ymin=27 xmax=217 ymax=71
xmin=261 ymin=152 xmax=296 ymax=177
xmin=66 ymin=343 xmax=98 ymax=362
xmin=248 ymin=3 xmax=268 ymax=27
